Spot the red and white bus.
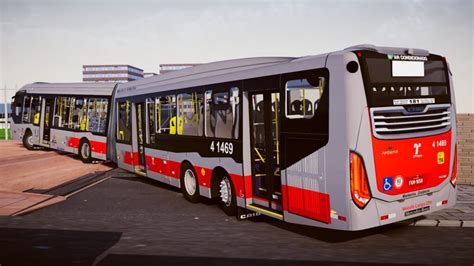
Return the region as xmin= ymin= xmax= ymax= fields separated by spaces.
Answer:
xmin=11 ymin=45 xmax=457 ymax=230
xmin=11 ymin=82 xmax=116 ymax=162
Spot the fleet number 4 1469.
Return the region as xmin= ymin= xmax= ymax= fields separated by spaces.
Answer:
xmin=210 ymin=141 xmax=234 ymax=155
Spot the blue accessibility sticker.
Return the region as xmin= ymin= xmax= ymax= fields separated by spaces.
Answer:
xmin=383 ymin=177 xmax=393 ymax=191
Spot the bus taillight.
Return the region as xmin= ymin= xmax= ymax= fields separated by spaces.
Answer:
xmin=451 ymin=145 xmax=458 ymax=187
xmin=350 ymin=152 xmax=371 ymax=209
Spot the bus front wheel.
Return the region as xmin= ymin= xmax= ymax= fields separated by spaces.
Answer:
xmin=218 ymin=174 xmax=237 ymax=216
xmin=22 ymin=130 xmax=35 ymax=150
xmin=79 ymin=139 xmax=92 ymax=163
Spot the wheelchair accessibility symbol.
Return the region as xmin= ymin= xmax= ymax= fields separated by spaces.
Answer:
xmin=383 ymin=177 xmax=393 ymax=191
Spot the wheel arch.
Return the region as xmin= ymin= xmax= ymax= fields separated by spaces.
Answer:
xmin=210 ymin=166 xmax=230 ymax=198
xmin=79 ymin=137 xmax=89 ymax=145
xmin=24 ymin=127 xmax=32 ymax=137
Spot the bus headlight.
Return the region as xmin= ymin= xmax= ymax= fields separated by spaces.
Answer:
xmin=350 ymin=151 xmax=372 ymax=209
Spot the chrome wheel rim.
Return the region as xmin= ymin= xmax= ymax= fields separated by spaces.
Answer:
xmin=184 ymin=169 xmax=197 ymax=196
xmin=219 ymin=177 xmax=232 ymax=207
xmin=27 ymin=135 xmax=34 ymax=146
xmin=81 ymin=143 xmax=90 ymax=158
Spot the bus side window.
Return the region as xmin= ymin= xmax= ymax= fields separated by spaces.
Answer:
xmin=55 ymin=96 xmax=73 ymax=129
xmin=88 ymin=98 xmax=108 ymax=134
xmin=78 ymin=98 xmax=88 ymax=131
xmin=22 ymin=96 xmax=31 ymax=123
xmin=146 ymin=97 xmax=156 ymax=144
xmin=177 ymin=92 xmax=203 ymax=136
xmin=157 ymin=95 xmax=176 ymax=135
xmin=53 ymin=96 xmax=65 ymax=128
xmin=117 ymin=100 xmax=131 ymax=142
xmin=72 ymin=98 xmax=83 ymax=130
xmin=205 ymin=88 xmax=239 ymax=139
xmin=285 ymin=77 xmax=324 ymax=119
xmin=31 ymin=96 xmax=41 ymax=125
xmin=204 ymin=91 xmax=213 ymax=137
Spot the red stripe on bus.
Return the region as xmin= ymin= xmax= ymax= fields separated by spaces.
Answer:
xmin=90 ymin=140 xmax=107 ymax=154
xmin=68 ymin=137 xmax=80 ymax=148
xmin=282 ymin=185 xmax=331 ymax=224
xmin=229 ymin=173 xmax=245 ymax=199
xmin=244 ymin=175 xmax=253 ymax=199
xmin=194 ymin=166 xmax=212 ymax=188
xmin=145 ymin=156 xmax=172 ymax=176
xmin=141 ymin=155 xmax=246 ymax=198
xmin=68 ymin=137 xmax=106 ymax=154
xmin=123 ymin=151 xmax=134 ymax=165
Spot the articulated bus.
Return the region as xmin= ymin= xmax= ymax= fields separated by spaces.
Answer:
xmin=11 ymin=45 xmax=457 ymax=230
xmin=11 ymin=82 xmax=116 ymax=162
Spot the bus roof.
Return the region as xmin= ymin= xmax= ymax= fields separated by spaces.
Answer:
xmin=18 ymin=82 xmax=117 ymax=96
xmin=115 ymin=55 xmax=332 ymax=98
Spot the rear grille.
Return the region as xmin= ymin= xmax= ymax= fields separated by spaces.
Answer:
xmin=371 ymin=104 xmax=452 ymax=139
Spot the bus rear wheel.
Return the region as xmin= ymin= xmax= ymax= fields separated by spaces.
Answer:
xmin=180 ymin=163 xmax=200 ymax=203
xmin=79 ymin=139 xmax=92 ymax=163
xmin=22 ymin=130 xmax=35 ymax=150
xmin=218 ymin=174 xmax=237 ymax=216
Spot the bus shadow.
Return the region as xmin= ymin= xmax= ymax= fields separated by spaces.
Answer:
xmin=248 ymin=215 xmax=422 ymax=243
xmin=0 ymin=227 xmax=122 ymax=266
xmin=108 ymin=168 xmax=422 ymax=243
xmin=112 ymin=171 xmax=220 ymax=207
xmin=111 ymin=169 xmax=182 ymax=193
xmin=96 ymin=253 xmax=413 ymax=266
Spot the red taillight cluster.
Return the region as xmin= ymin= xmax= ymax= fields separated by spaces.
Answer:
xmin=450 ymin=145 xmax=458 ymax=187
xmin=350 ymin=152 xmax=372 ymax=209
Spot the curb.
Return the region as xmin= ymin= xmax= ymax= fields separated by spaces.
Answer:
xmin=409 ymin=219 xmax=474 ymax=228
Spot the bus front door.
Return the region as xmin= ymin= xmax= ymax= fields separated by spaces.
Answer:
xmin=249 ymin=91 xmax=282 ymax=214
xmin=133 ymin=102 xmax=147 ymax=174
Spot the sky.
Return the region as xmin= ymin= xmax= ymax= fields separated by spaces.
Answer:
xmin=0 ymin=0 xmax=473 ymax=113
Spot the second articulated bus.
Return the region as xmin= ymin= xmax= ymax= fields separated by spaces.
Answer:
xmin=10 ymin=83 xmax=116 ymax=162
xmin=11 ymin=44 xmax=457 ymax=230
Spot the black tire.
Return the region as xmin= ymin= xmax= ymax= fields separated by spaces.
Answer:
xmin=180 ymin=163 xmax=200 ymax=203
xmin=218 ymin=174 xmax=237 ymax=216
xmin=22 ymin=130 xmax=35 ymax=150
xmin=78 ymin=139 xmax=92 ymax=163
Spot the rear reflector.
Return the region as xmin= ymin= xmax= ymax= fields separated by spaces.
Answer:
xmin=350 ymin=152 xmax=372 ymax=209
xmin=436 ymin=199 xmax=449 ymax=207
xmin=380 ymin=213 xmax=396 ymax=221
xmin=451 ymin=145 xmax=458 ymax=187
xmin=330 ymin=210 xmax=347 ymax=222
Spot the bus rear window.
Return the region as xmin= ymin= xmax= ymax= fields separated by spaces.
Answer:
xmin=359 ymin=51 xmax=450 ymax=107
xmin=365 ymin=59 xmax=446 ymax=83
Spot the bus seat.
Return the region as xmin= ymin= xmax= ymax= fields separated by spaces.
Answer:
xmin=290 ymin=100 xmax=302 ymax=115
xmin=302 ymin=99 xmax=313 ymax=115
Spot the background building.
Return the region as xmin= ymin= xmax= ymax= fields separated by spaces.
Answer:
xmin=83 ymin=65 xmax=144 ymax=83
xmin=159 ymin=64 xmax=200 ymax=74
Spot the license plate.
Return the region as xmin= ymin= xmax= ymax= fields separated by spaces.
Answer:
xmin=404 ymin=206 xmax=430 ymax=217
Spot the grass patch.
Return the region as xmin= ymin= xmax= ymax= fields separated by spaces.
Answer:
xmin=0 ymin=128 xmax=12 ymax=140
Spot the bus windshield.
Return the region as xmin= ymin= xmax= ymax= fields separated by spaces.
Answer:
xmin=359 ymin=51 xmax=451 ymax=107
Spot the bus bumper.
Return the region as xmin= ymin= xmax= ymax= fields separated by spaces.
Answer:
xmin=350 ymin=183 xmax=456 ymax=231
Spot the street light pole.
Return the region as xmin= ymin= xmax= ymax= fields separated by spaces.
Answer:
xmin=3 ymin=86 xmax=8 ymax=140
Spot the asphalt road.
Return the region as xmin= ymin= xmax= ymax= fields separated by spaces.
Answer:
xmin=0 ymin=169 xmax=473 ymax=266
